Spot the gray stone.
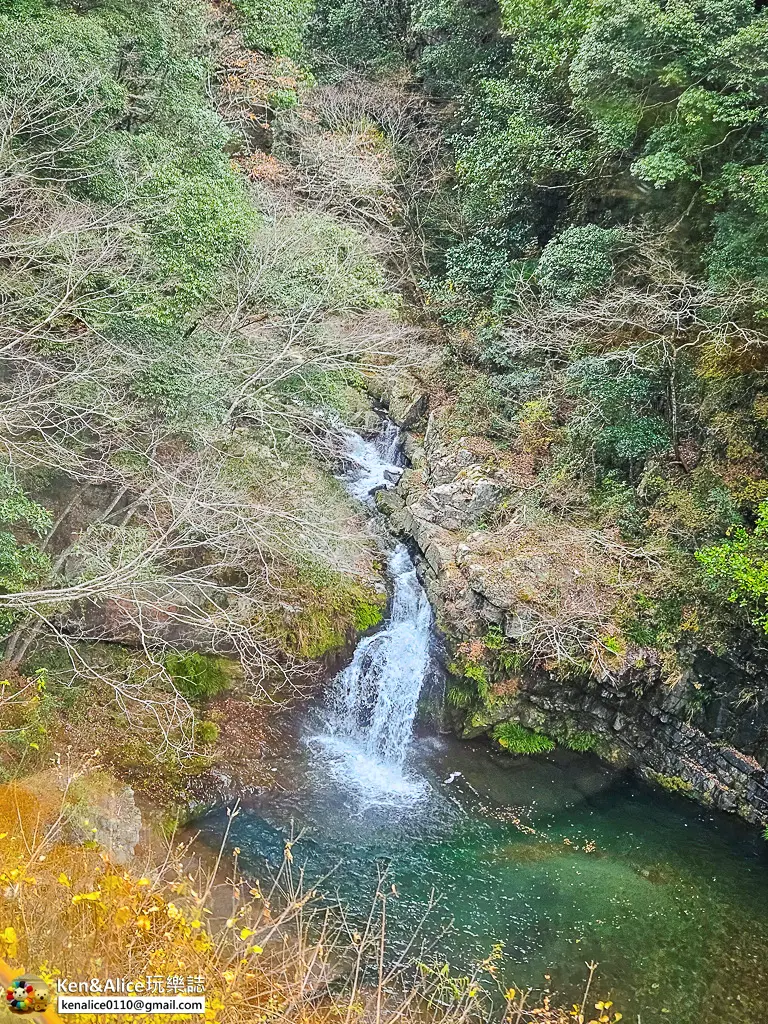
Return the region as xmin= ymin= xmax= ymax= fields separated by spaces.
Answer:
xmin=375 ymin=488 xmax=405 ymax=517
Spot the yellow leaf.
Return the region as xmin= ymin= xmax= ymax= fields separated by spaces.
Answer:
xmin=58 ymin=873 xmax=71 ymax=887
xmin=114 ymin=907 xmax=132 ymax=927
xmin=72 ymin=891 xmax=101 ymax=903
xmin=504 ymin=989 xmax=516 ymax=1001
xmin=248 ymin=945 xmax=263 ymax=955
xmin=239 ymin=928 xmax=254 ymax=940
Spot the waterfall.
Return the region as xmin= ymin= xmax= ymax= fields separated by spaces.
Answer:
xmin=326 ymin=543 xmax=432 ymax=766
xmin=309 ymin=417 xmax=433 ymax=800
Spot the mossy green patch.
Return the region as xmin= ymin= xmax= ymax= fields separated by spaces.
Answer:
xmin=646 ymin=771 xmax=694 ymax=797
xmin=164 ymin=652 xmax=231 ymax=701
xmin=266 ymin=566 xmax=385 ymax=659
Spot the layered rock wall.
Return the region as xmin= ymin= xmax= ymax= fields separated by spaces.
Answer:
xmin=376 ymin=376 xmax=768 ymax=827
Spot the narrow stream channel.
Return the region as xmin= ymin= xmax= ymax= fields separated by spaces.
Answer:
xmin=197 ymin=416 xmax=768 ymax=1024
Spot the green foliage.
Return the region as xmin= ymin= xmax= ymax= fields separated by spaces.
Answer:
xmin=562 ymin=730 xmax=599 ymax=753
xmin=696 ymin=503 xmax=768 ymax=632
xmin=537 ymin=226 xmax=623 ymax=304
xmin=310 ymin=0 xmax=411 ymax=75
xmin=266 ymin=566 xmax=385 ymax=658
xmin=0 ymin=0 xmax=256 ymax=327
xmin=0 ymin=478 xmax=52 ymax=631
xmin=621 ymin=592 xmax=687 ymax=648
xmin=110 ymin=736 xmax=213 ymax=798
xmin=0 ymin=475 xmax=52 ymax=538
xmin=164 ymin=652 xmax=230 ymax=702
xmin=233 ymin=0 xmax=313 ymax=58
xmin=142 ymin=157 xmax=257 ymax=319
xmin=646 ymin=771 xmax=694 ymax=797
xmin=492 ymin=721 xmax=555 ymax=755
xmin=483 ymin=625 xmax=506 ymax=650
xmin=251 ymin=214 xmax=390 ymax=314
xmin=446 ymin=684 xmax=473 ymax=709
xmin=445 ymin=233 xmax=513 ymax=295
xmin=565 ymin=357 xmax=670 ymax=474
xmin=460 ymin=661 xmax=489 ymax=687
xmin=353 ymin=602 xmax=384 ymax=632
xmin=645 ymin=468 xmax=742 ymax=546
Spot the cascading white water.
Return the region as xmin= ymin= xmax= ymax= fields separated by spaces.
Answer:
xmin=338 ymin=422 xmax=403 ymax=503
xmin=310 ymin=417 xmax=433 ymax=800
xmin=327 ymin=543 xmax=432 ymax=766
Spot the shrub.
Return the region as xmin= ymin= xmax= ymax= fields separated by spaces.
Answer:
xmin=250 ymin=213 xmax=390 ymax=314
xmin=232 ymin=0 xmax=313 ymax=57
xmin=537 ymin=226 xmax=623 ymax=304
xmin=696 ymin=502 xmax=768 ymax=632
xmin=310 ymin=0 xmax=411 ymax=75
xmin=445 ymin=233 xmax=513 ymax=295
xmin=164 ymin=652 xmax=230 ymax=701
xmin=492 ymin=721 xmax=555 ymax=755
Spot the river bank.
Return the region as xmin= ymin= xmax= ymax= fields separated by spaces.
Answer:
xmin=367 ymin=371 xmax=768 ymax=829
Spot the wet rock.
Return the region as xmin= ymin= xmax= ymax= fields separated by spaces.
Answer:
xmin=389 ymin=374 xmax=429 ymax=428
xmin=424 ymin=539 xmax=455 ymax=574
xmin=375 ymin=488 xmax=405 ymax=517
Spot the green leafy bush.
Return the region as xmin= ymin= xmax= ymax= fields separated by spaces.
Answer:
xmin=492 ymin=722 xmax=555 ymax=755
xmin=232 ymin=0 xmax=312 ymax=57
xmin=696 ymin=503 xmax=768 ymax=632
xmin=250 ymin=214 xmax=390 ymax=314
xmin=537 ymin=226 xmax=623 ymax=304
xmin=310 ymin=0 xmax=411 ymax=75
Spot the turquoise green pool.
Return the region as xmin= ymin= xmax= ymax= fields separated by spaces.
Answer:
xmin=197 ymin=726 xmax=768 ymax=1024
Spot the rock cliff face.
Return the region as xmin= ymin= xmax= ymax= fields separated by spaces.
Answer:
xmin=375 ymin=373 xmax=768 ymax=828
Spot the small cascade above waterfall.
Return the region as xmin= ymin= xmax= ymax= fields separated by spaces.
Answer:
xmin=338 ymin=420 xmax=403 ymax=503
xmin=374 ymin=417 xmax=405 ymax=467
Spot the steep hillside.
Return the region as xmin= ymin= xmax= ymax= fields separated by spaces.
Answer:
xmin=302 ymin=0 xmax=768 ymax=824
